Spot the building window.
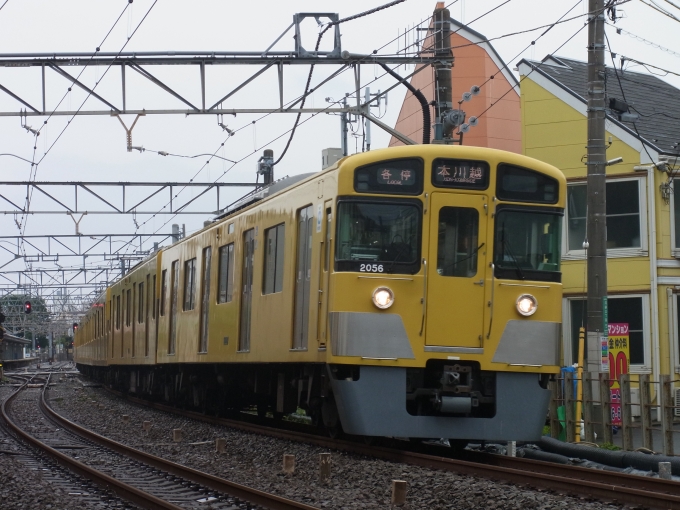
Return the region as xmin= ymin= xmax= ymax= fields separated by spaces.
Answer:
xmin=566 ymin=178 xmax=645 ymax=255
xmin=566 ymin=295 xmax=649 ymax=369
xmin=672 ymin=179 xmax=680 ymax=251
xmin=218 ymin=243 xmax=235 ymax=303
xmin=263 ymin=223 xmax=285 ymax=294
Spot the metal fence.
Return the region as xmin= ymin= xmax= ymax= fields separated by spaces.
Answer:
xmin=549 ymin=373 xmax=676 ymax=455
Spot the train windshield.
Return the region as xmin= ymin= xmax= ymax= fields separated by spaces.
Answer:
xmin=335 ymin=199 xmax=421 ymax=274
xmin=493 ymin=207 xmax=562 ymax=282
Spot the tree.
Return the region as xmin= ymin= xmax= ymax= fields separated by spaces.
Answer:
xmin=0 ymin=294 xmax=50 ymax=335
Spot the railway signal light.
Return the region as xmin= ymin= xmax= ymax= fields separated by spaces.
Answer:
xmin=73 ymin=323 xmax=78 ymax=332
xmin=24 ymin=300 xmax=31 ymax=314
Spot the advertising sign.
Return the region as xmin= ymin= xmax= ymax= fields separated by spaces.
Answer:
xmin=608 ymin=323 xmax=630 ymax=427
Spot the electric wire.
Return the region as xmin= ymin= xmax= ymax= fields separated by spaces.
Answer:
xmin=466 ymin=2 xmax=626 ymax=130
xmin=8 ymin=1 xmax=157 ymax=303
xmin=118 ymin=0 xmax=587 ymax=259
xmin=13 ymin=0 xmax=560 ymax=294
xmin=607 ymin=22 xmax=680 ymax=59
xmin=114 ymin=1 xmax=471 ymax=256
xmin=15 ymin=1 xmax=133 ymax=240
xmin=272 ymin=0 xmax=407 ymax=167
xmin=605 ymin=31 xmax=676 ymax=179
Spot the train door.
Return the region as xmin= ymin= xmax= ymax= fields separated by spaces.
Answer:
xmin=239 ymin=228 xmax=255 ymax=351
xmin=293 ymin=205 xmax=313 ymax=349
xmin=425 ymin=193 xmax=487 ymax=347
xmin=316 ymin=201 xmax=333 ymax=346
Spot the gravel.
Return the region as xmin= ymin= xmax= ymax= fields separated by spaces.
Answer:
xmin=0 ymin=375 xmax=137 ymax=510
xmin=45 ymin=375 xmax=631 ymax=510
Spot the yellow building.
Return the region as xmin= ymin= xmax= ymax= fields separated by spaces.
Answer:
xmin=519 ymin=55 xmax=680 ymax=395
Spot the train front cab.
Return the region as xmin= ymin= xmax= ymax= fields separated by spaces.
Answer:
xmin=325 ymin=146 xmax=566 ymax=441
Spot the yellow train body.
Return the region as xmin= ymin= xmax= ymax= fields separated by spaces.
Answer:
xmin=76 ymin=145 xmax=566 ymax=440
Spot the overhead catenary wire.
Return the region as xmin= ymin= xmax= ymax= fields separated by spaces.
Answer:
xmin=117 ymin=0 xmax=584 ymax=260
xmin=116 ymin=1 xmax=468 ymax=251
xmin=16 ymin=1 xmax=134 ymax=236
xmin=10 ymin=1 xmax=158 ymax=299
xmin=271 ymin=0 xmax=407 ymax=167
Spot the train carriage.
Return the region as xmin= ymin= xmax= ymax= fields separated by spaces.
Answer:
xmin=75 ymin=144 xmax=565 ymax=441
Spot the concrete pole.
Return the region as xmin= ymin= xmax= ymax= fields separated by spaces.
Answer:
xmin=341 ymin=96 xmax=348 ymax=156
xmin=586 ymin=0 xmax=608 ymax=378
xmin=433 ymin=6 xmax=452 ymax=141
xmin=364 ymin=87 xmax=371 ymax=151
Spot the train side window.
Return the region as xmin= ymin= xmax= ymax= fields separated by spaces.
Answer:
xmin=199 ymin=246 xmax=212 ymax=353
xmin=138 ymin=281 xmax=144 ymax=323
xmin=152 ymin=274 xmax=157 ymax=320
xmin=115 ymin=295 xmax=120 ymax=330
xmin=169 ymin=260 xmax=179 ymax=354
xmin=263 ymin=223 xmax=285 ymax=294
xmin=126 ymin=289 xmax=131 ymax=327
xmin=218 ymin=243 xmax=235 ymax=303
xmin=436 ymin=207 xmax=479 ymax=278
xmin=324 ymin=208 xmax=331 ymax=272
xmin=184 ymin=258 xmax=197 ymax=311
xmin=160 ymin=270 xmax=167 ymax=316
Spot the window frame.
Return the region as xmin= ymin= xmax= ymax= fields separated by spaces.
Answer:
xmin=217 ymin=243 xmax=235 ymax=303
xmin=563 ymin=294 xmax=651 ymax=372
xmin=334 ymin=196 xmax=423 ymax=274
xmin=263 ymin=222 xmax=286 ymax=295
xmin=183 ymin=258 xmax=197 ymax=311
xmin=670 ymin=178 xmax=680 ymax=256
xmin=563 ymin=176 xmax=648 ymax=259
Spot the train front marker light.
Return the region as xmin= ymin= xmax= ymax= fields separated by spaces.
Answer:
xmin=372 ymin=287 xmax=394 ymax=310
xmin=516 ymin=294 xmax=537 ymax=317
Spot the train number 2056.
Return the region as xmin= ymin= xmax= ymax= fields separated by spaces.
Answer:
xmin=360 ymin=263 xmax=384 ymax=273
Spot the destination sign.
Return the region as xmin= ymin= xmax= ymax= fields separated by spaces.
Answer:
xmin=354 ymin=158 xmax=423 ymax=195
xmin=432 ymin=158 xmax=489 ymax=190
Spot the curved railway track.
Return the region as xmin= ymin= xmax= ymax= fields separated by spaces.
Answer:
xmin=108 ymin=389 xmax=680 ymax=510
xmin=2 ymin=371 xmax=318 ymax=510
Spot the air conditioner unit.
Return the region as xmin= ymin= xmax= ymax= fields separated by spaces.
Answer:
xmin=675 ymin=388 xmax=680 ymax=417
xmin=630 ymin=388 xmax=641 ymax=417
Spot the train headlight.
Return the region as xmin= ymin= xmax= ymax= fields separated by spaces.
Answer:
xmin=372 ymin=287 xmax=394 ymax=309
xmin=516 ymin=294 xmax=537 ymax=316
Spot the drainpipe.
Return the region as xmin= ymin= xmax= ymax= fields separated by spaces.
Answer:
xmin=648 ymin=164 xmax=661 ymax=414
xmin=667 ymin=287 xmax=674 ymax=378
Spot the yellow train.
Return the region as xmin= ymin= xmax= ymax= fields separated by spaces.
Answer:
xmin=75 ymin=144 xmax=565 ymax=441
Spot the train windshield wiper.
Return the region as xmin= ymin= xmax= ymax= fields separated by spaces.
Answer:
xmin=500 ymin=225 xmax=525 ymax=280
xmin=442 ymin=243 xmax=485 ymax=272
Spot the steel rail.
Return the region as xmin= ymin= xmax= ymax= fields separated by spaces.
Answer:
xmin=111 ymin=391 xmax=680 ymax=510
xmin=43 ymin=382 xmax=319 ymax=510
xmin=1 ymin=376 xmax=184 ymax=510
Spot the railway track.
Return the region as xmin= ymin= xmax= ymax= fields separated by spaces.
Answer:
xmin=2 ymin=371 xmax=318 ymax=510
xmin=0 ymin=372 xmax=136 ymax=509
xmin=108 ymin=389 xmax=680 ymax=510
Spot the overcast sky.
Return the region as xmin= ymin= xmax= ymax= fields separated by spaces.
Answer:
xmin=0 ymin=0 xmax=677 ymax=293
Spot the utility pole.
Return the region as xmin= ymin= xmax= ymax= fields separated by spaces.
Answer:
xmin=364 ymin=87 xmax=372 ymax=151
xmin=341 ymin=95 xmax=349 ymax=156
xmin=586 ymin=0 xmax=608 ymax=377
